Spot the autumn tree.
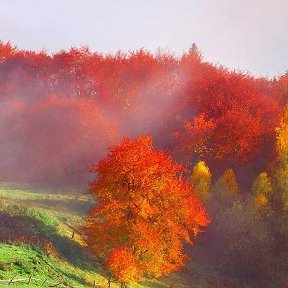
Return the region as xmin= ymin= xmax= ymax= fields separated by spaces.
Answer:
xmin=173 ymin=113 xmax=215 ymax=162
xmin=82 ymin=135 xmax=209 ymax=285
xmin=213 ymin=169 xmax=239 ymax=205
xmin=251 ymin=172 xmax=273 ymax=215
xmin=190 ymin=161 xmax=212 ymax=202
xmin=278 ymin=74 xmax=288 ymax=105
xmin=273 ymin=105 xmax=288 ymax=212
xmin=174 ymin=70 xmax=279 ymax=168
xmin=271 ymin=105 xmax=288 ymax=277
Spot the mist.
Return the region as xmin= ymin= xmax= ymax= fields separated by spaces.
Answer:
xmin=0 ymin=41 xmax=283 ymax=189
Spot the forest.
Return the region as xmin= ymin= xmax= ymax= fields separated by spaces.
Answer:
xmin=1 ymin=40 xmax=288 ymax=287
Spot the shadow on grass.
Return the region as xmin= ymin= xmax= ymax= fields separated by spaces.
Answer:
xmin=0 ymin=210 xmax=104 ymax=286
xmin=140 ymin=279 xmax=170 ymax=288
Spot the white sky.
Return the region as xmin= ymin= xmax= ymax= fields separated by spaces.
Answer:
xmin=0 ymin=0 xmax=287 ymax=77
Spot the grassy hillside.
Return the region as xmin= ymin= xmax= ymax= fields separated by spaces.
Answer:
xmin=0 ymin=183 xmax=186 ymax=288
xmin=0 ymin=185 xmax=251 ymax=288
xmin=0 ymin=182 xmax=199 ymax=288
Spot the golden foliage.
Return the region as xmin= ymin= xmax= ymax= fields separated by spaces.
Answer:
xmin=190 ymin=161 xmax=212 ymax=202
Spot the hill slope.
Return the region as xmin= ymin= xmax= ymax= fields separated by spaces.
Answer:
xmin=0 ymin=183 xmax=187 ymax=288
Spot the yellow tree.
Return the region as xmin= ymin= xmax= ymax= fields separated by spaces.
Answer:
xmin=251 ymin=172 xmax=273 ymax=214
xmin=190 ymin=161 xmax=212 ymax=202
xmin=213 ymin=168 xmax=239 ymax=205
xmin=278 ymin=74 xmax=288 ymax=105
xmin=274 ymin=105 xmax=288 ymax=211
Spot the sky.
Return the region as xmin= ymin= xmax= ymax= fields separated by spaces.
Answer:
xmin=0 ymin=0 xmax=287 ymax=77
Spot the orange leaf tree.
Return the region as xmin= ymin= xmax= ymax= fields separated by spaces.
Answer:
xmin=82 ymin=135 xmax=209 ymax=285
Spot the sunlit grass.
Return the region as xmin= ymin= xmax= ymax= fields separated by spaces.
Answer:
xmin=0 ymin=183 xmax=181 ymax=287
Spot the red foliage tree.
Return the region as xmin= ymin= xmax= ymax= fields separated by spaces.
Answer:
xmin=82 ymin=135 xmax=209 ymax=284
xmin=174 ymin=70 xmax=280 ymax=167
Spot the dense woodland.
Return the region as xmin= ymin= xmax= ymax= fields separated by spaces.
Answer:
xmin=1 ymin=41 xmax=287 ymax=187
xmin=1 ymin=40 xmax=288 ymax=287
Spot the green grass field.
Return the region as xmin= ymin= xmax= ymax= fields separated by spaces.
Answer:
xmin=0 ymin=182 xmax=187 ymax=288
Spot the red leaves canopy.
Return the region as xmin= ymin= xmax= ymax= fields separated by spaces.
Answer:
xmin=174 ymin=71 xmax=280 ymax=164
xmin=0 ymin=40 xmax=283 ymax=185
xmin=83 ymin=135 xmax=209 ymax=282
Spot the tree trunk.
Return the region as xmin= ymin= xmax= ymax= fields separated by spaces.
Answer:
xmin=108 ymin=277 xmax=111 ymax=288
